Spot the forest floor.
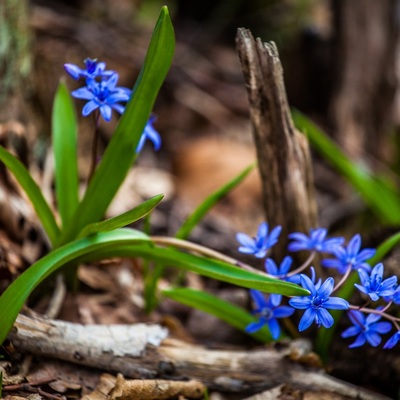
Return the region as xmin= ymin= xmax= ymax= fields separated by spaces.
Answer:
xmin=1 ymin=1 xmax=400 ymax=399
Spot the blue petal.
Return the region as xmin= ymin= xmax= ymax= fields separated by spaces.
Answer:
xmin=111 ymin=103 xmax=125 ymax=114
xmin=324 ymin=297 xmax=349 ymax=310
xmin=99 ymin=105 xmax=112 ymax=121
xmin=245 ymin=320 xmax=266 ymax=334
xmin=71 ymin=87 xmax=94 ymax=100
xmin=289 ymin=297 xmax=311 ymax=309
xmin=373 ymin=321 xmax=392 ymax=334
xmin=236 ymin=233 xmax=255 ymax=249
xmin=384 ymin=332 xmax=400 ymax=349
xmin=249 ymin=289 xmax=267 ymax=309
xmin=300 ymin=274 xmax=317 ymax=296
xmin=273 ymin=305 xmax=295 ymax=318
xmin=267 ymin=318 xmax=281 ymax=340
xmin=265 ymin=258 xmax=278 ymax=275
xmin=298 ymin=307 xmax=316 ymax=331
xmin=341 ymin=325 xmax=361 ymax=338
xmin=347 ymin=234 xmax=361 ymax=256
xmin=317 ymin=308 xmax=334 ymax=328
xmin=64 ymin=63 xmax=84 ymax=80
xmin=357 ymin=269 xmax=370 ymax=287
xmin=347 ymin=310 xmax=365 ymax=326
xmin=356 ymin=248 xmax=376 ymax=262
xmin=349 ymin=333 xmax=366 ymax=348
xmin=365 ymin=331 xmax=382 ymax=347
xmin=371 ymin=263 xmax=384 ymax=281
xmin=144 ymin=123 xmax=162 ymax=150
xmin=82 ymin=100 xmax=99 ymax=116
xmin=318 ymin=277 xmax=334 ymax=300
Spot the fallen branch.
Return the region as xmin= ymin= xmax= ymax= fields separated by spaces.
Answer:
xmin=9 ymin=313 xmax=390 ymax=399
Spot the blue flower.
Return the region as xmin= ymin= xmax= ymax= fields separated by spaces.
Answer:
xmin=136 ymin=115 xmax=161 ymax=153
xmin=289 ymin=274 xmax=349 ymax=331
xmin=322 ymin=234 xmax=376 ymax=274
xmin=265 ymin=256 xmax=301 ymax=286
xmin=64 ymin=58 xmax=114 ymax=81
xmin=354 ymin=263 xmax=397 ymax=301
xmin=71 ymin=73 xmax=131 ymax=122
xmin=246 ymin=290 xmax=294 ymax=339
xmin=236 ymin=222 xmax=282 ymax=258
xmin=384 ymin=331 xmax=400 ymax=349
xmin=342 ymin=310 xmax=392 ymax=348
xmin=288 ymin=228 xmax=344 ymax=253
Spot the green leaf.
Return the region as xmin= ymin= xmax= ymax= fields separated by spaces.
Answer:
xmin=52 ymin=80 xmax=79 ymax=229
xmin=0 ymin=229 xmax=307 ymax=344
xmin=0 ymin=146 xmax=60 ymax=245
xmin=175 ymin=164 xmax=255 ymax=240
xmin=163 ymin=287 xmax=273 ymax=342
xmin=77 ymin=194 xmax=164 ymax=238
xmin=292 ymin=109 xmax=400 ymax=224
xmin=91 ymin=245 xmax=310 ymax=296
xmin=57 ymin=6 xmax=175 ymax=246
xmin=0 ymin=228 xmax=150 ymax=344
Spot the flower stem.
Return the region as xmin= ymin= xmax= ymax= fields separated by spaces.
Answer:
xmin=286 ymin=251 xmax=316 ymax=278
xmin=333 ymin=264 xmax=352 ymax=292
xmin=88 ymin=110 xmax=100 ymax=183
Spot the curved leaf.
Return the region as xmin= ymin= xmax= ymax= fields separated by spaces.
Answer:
xmin=52 ymin=80 xmax=79 ymax=228
xmin=77 ymin=194 xmax=164 ymax=238
xmin=163 ymin=287 xmax=273 ymax=342
xmin=0 ymin=146 xmax=60 ymax=245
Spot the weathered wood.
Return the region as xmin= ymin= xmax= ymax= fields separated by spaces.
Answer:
xmin=235 ymin=29 xmax=317 ymax=257
xmin=9 ymin=313 xmax=390 ymax=399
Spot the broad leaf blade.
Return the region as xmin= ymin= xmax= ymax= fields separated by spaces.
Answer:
xmin=163 ymin=287 xmax=272 ymax=342
xmin=57 ymin=7 xmax=175 ymax=246
xmin=77 ymin=194 xmax=164 ymax=238
xmin=292 ymin=109 xmax=400 ymax=224
xmin=52 ymin=81 xmax=79 ymax=229
xmin=175 ymin=164 xmax=255 ymax=240
xmin=0 ymin=146 xmax=60 ymax=245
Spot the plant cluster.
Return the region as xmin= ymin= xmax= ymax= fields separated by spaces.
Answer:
xmin=1 ymin=6 xmax=400 ymax=369
xmin=237 ymin=224 xmax=400 ymax=351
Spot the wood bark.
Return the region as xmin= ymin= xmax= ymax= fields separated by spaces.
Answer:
xmin=8 ymin=313 xmax=390 ymax=399
xmin=329 ymin=0 xmax=400 ymax=162
xmin=235 ymin=28 xmax=317 ymax=258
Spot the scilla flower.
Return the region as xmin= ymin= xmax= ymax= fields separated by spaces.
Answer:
xmin=246 ymin=290 xmax=294 ymax=339
xmin=355 ymin=263 xmax=397 ymax=301
xmin=71 ymin=73 xmax=131 ymax=122
xmin=64 ymin=58 xmax=114 ymax=81
xmin=288 ymin=228 xmax=344 ymax=253
xmin=236 ymin=222 xmax=281 ymax=258
xmin=342 ymin=310 xmax=392 ymax=348
xmin=289 ymin=274 xmax=349 ymax=331
xmin=322 ymin=234 xmax=375 ymax=274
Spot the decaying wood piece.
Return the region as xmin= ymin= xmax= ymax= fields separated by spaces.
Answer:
xmin=235 ymin=29 xmax=317 ymax=257
xmin=110 ymin=373 xmax=205 ymax=400
xmin=9 ymin=313 xmax=390 ymax=399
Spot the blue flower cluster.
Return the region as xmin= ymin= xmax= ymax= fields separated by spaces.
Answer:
xmin=237 ymin=223 xmax=400 ymax=348
xmin=64 ymin=58 xmax=161 ymax=152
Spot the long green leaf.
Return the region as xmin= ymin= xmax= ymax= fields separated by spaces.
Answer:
xmin=90 ymin=245 xmax=310 ymax=296
xmin=0 ymin=229 xmax=308 ymax=344
xmin=52 ymin=81 xmax=79 ymax=229
xmin=163 ymin=287 xmax=272 ymax=342
xmin=175 ymin=164 xmax=255 ymax=239
xmin=57 ymin=7 xmax=175 ymax=246
xmin=292 ymin=109 xmax=400 ymax=224
xmin=0 ymin=146 xmax=60 ymax=245
xmin=77 ymin=194 xmax=164 ymax=238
